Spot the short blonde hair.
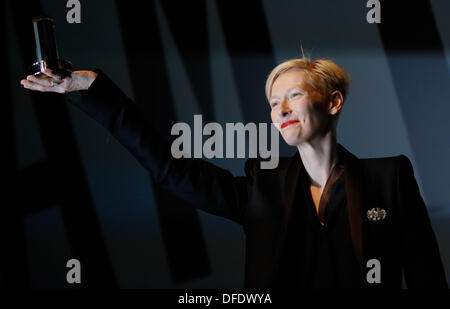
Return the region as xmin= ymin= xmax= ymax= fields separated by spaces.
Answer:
xmin=265 ymin=58 xmax=350 ymax=102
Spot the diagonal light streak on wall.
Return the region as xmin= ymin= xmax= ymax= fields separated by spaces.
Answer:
xmin=154 ymin=0 xmax=201 ymax=123
xmin=206 ymin=0 xmax=243 ymax=124
xmin=430 ymin=0 xmax=450 ymax=83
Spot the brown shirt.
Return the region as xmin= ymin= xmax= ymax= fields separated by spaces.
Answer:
xmin=294 ymin=151 xmax=364 ymax=288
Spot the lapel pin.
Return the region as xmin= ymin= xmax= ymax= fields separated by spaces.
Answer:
xmin=367 ymin=208 xmax=387 ymax=222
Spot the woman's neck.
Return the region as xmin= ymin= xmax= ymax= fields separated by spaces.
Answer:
xmin=297 ymin=131 xmax=338 ymax=187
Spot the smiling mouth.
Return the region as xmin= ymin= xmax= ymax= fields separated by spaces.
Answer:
xmin=281 ymin=120 xmax=299 ymax=129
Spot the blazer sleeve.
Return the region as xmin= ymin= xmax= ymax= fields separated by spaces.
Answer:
xmin=397 ymin=155 xmax=448 ymax=288
xmin=70 ymin=69 xmax=252 ymax=225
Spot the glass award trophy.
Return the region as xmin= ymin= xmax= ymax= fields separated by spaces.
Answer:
xmin=29 ymin=16 xmax=72 ymax=78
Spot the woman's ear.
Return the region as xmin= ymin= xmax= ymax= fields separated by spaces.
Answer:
xmin=328 ymin=90 xmax=344 ymax=116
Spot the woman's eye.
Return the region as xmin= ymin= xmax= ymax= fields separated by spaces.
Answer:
xmin=271 ymin=102 xmax=278 ymax=108
xmin=290 ymin=92 xmax=300 ymax=99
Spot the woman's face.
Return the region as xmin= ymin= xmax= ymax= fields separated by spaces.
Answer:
xmin=269 ymin=69 xmax=330 ymax=146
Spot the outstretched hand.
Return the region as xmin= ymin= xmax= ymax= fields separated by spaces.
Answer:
xmin=20 ymin=68 xmax=97 ymax=94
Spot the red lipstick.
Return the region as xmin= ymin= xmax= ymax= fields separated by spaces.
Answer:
xmin=281 ymin=120 xmax=299 ymax=129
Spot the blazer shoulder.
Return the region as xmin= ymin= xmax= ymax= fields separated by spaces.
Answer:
xmin=360 ymin=153 xmax=409 ymax=166
xmin=360 ymin=154 xmax=414 ymax=177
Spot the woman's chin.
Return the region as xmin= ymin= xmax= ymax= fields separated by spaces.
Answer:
xmin=282 ymin=135 xmax=303 ymax=146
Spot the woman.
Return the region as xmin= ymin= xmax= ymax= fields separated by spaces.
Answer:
xmin=20 ymin=58 xmax=447 ymax=288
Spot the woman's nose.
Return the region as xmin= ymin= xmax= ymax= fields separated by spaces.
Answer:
xmin=278 ymin=100 xmax=291 ymax=118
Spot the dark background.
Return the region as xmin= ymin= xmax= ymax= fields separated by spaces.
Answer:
xmin=2 ymin=0 xmax=450 ymax=288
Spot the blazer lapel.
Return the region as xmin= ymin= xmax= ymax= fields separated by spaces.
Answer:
xmin=339 ymin=144 xmax=365 ymax=264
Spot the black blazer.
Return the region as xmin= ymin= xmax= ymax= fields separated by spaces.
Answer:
xmin=72 ymin=70 xmax=447 ymax=288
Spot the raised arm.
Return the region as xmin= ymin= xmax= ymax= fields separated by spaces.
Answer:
xmin=21 ymin=69 xmax=251 ymax=224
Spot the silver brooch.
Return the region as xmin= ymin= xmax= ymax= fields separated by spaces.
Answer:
xmin=367 ymin=208 xmax=387 ymax=222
